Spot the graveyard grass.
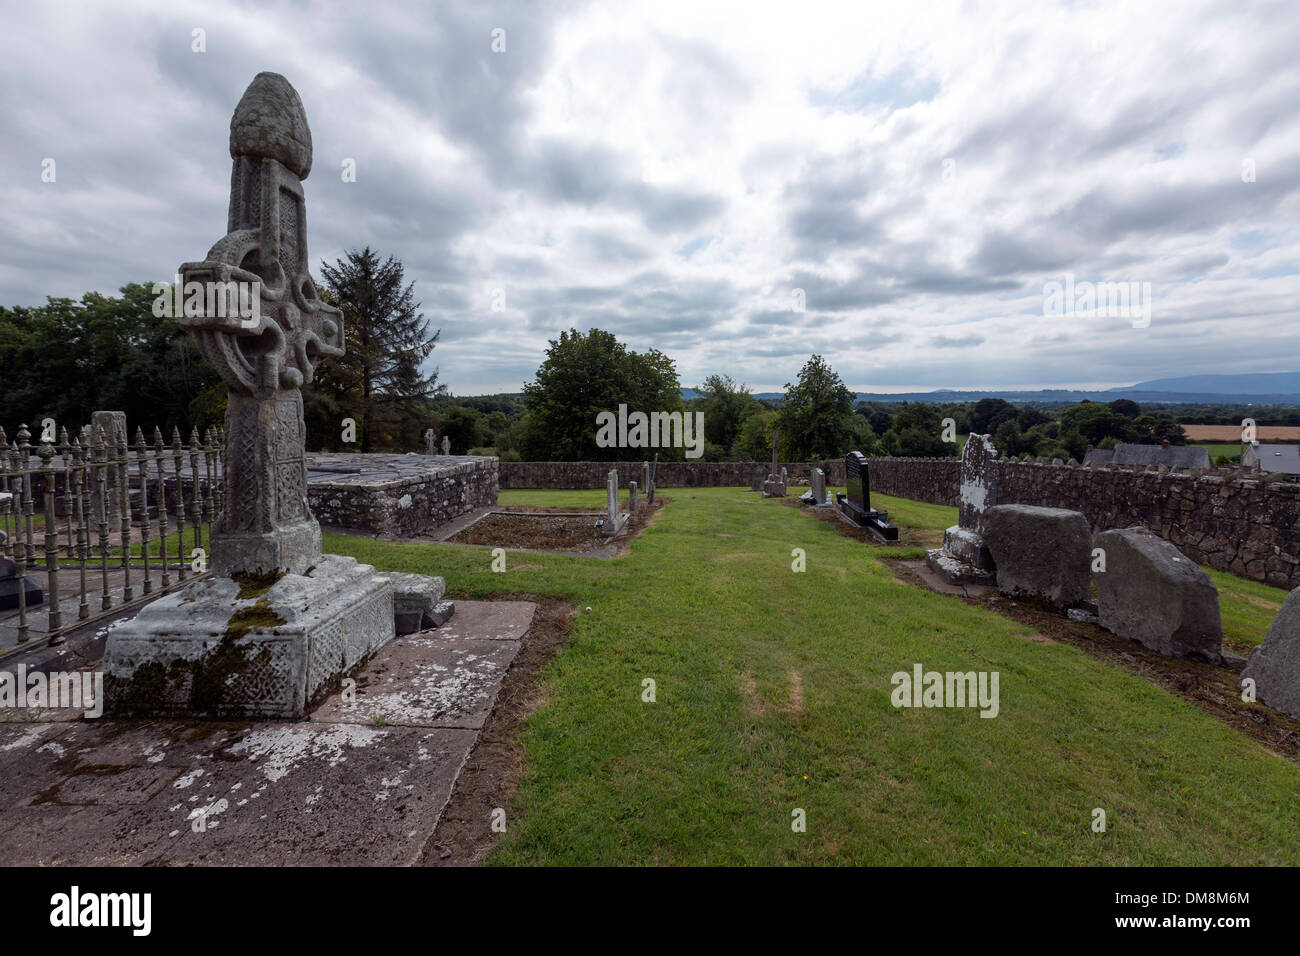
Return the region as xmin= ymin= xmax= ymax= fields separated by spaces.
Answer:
xmin=324 ymin=486 xmax=1300 ymax=865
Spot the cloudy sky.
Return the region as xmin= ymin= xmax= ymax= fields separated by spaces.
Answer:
xmin=2 ymin=0 xmax=1298 ymax=394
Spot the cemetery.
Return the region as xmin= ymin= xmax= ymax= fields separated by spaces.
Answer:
xmin=4 ymin=60 xmax=1300 ymax=875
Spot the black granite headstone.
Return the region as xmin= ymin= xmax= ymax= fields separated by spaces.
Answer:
xmin=835 ymin=450 xmax=898 ymax=541
xmin=0 ymin=556 xmax=44 ymax=611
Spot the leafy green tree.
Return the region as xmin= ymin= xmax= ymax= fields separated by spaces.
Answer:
xmin=1059 ymin=401 xmax=1137 ymax=447
xmin=0 ymin=282 xmax=221 ymax=435
xmin=886 ymin=403 xmax=954 ymax=457
xmin=439 ymin=405 xmax=486 ymax=453
xmin=311 ymin=248 xmax=444 ymax=452
xmin=693 ymin=374 xmax=764 ymax=455
xmin=1108 ymin=398 xmax=1142 ymax=418
xmin=734 ymin=410 xmax=779 ymax=461
xmin=776 ymin=355 xmax=855 ymax=459
xmin=519 ymin=328 xmax=684 ymax=461
xmin=970 ymin=397 xmax=1016 ymax=434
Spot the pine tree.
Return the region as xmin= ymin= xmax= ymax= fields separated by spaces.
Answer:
xmin=311 ymin=248 xmax=444 ymax=451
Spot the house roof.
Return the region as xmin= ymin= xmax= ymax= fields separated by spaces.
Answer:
xmin=1245 ymin=443 xmax=1300 ymax=475
xmin=1084 ymin=443 xmax=1211 ymax=469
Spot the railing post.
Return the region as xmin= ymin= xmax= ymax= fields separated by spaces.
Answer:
xmin=59 ymin=425 xmax=74 ymax=557
xmin=203 ymin=426 xmax=218 ymax=554
xmin=154 ymin=427 xmax=170 ymax=588
xmin=93 ymin=426 xmax=111 ymax=611
xmin=189 ymin=427 xmax=204 ymax=559
xmin=173 ymin=427 xmax=187 ymax=582
xmin=11 ymin=426 xmax=30 ymax=644
xmin=72 ymin=438 xmax=89 ymax=620
xmin=39 ymin=440 xmax=62 ymax=634
xmin=117 ymin=423 xmax=133 ymax=601
xmin=136 ymin=427 xmax=152 ymax=595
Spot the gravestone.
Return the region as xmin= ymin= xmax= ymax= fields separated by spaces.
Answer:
xmin=1242 ymin=587 xmax=1300 ymax=719
xmin=600 ymin=468 xmax=627 ymax=537
xmin=834 ymin=451 xmax=898 ymax=540
xmin=642 ymin=462 xmax=650 ymax=500
xmin=648 ymin=454 xmax=657 ymax=504
xmin=441 ymin=435 xmax=451 ymax=455
xmin=925 ymin=434 xmax=998 ymax=583
xmin=1092 ymin=526 xmax=1222 ymax=662
xmin=0 ymin=552 xmax=44 ymax=612
xmin=104 ymin=73 xmax=429 ymax=718
xmin=91 ymin=410 xmax=127 ymax=525
xmin=983 ymin=504 xmax=1090 ymax=607
xmin=763 ymin=430 xmax=786 ymax=497
xmin=801 ymin=466 xmax=830 ymax=507
xmin=750 ymin=465 xmax=764 ymax=492
xmin=629 ymin=480 xmax=638 ymax=516
xmin=424 ymin=429 xmax=436 ymax=456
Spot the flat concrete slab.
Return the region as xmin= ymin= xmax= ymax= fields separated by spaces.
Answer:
xmin=0 ymin=599 xmax=536 ymax=865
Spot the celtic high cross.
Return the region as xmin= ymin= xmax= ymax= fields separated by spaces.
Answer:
xmin=179 ymin=72 xmax=344 ymax=576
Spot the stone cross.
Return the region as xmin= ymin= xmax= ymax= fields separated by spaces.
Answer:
xmin=179 ymin=73 xmax=344 ymax=577
xmin=424 ymin=429 xmax=436 ymax=456
xmin=441 ymin=435 xmax=451 ymax=455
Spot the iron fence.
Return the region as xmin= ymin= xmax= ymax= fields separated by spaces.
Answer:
xmin=0 ymin=421 xmax=225 ymax=654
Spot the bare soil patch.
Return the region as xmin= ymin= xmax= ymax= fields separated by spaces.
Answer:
xmin=419 ymin=596 xmax=576 ymax=866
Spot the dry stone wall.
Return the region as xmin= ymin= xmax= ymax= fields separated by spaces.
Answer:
xmin=500 ymin=460 xmax=847 ymax=489
xmin=867 ymin=456 xmax=1300 ymax=590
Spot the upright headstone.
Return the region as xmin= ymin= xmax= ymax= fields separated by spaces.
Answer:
xmin=629 ymin=480 xmax=638 ymax=515
xmin=750 ymin=465 xmax=764 ymax=492
xmin=834 ymin=451 xmax=898 ymax=539
xmin=601 ymin=468 xmax=626 ymax=536
xmin=424 ymin=429 xmax=436 ymax=456
xmin=91 ymin=410 xmax=127 ymax=524
xmin=925 ymin=434 xmax=999 ymax=583
xmin=811 ymin=467 xmax=827 ymax=505
xmin=441 ymin=435 xmax=451 ymax=455
xmin=763 ymin=431 xmax=787 ymax=497
xmin=104 ymin=73 xmax=421 ymax=718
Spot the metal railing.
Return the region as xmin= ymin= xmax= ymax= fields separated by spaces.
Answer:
xmin=0 ymin=421 xmax=225 ymax=655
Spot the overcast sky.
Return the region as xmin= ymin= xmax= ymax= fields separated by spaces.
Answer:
xmin=2 ymin=0 xmax=1298 ymax=394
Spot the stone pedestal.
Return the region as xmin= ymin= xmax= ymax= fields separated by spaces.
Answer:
xmin=0 ymin=555 xmax=44 ymax=612
xmin=104 ymin=555 xmax=394 ymax=718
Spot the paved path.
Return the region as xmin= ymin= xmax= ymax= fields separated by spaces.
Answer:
xmin=0 ymin=600 xmax=535 ymax=865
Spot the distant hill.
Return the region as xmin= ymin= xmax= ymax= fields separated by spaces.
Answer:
xmin=1115 ymin=372 xmax=1300 ymax=395
xmin=736 ymin=372 xmax=1300 ymax=406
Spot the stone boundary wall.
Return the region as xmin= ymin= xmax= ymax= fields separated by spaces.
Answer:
xmin=867 ymin=456 xmax=1300 ymax=590
xmin=310 ymin=458 xmax=498 ymax=537
xmin=499 ymin=460 xmax=848 ymax=489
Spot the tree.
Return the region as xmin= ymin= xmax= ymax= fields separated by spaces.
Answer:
xmin=1059 ymin=401 xmax=1137 ymax=447
xmin=439 ymin=405 xmax=486 ymax=453
xmin=971 ymin=397 xmax=1016 ymax=435
xmin=519 ymin=328 xmax=684 ymax=461
xmin=310 ymin=248 xmax=444 ymax=452
xmin=0 ymin=282 xmax=221 ymax=435
xmin=734 ymin=410 xmax=779 ymax=461
xmin=693 ymin=374 xmax=763 ymax=455
xmin=1108 ymin=398 xmax=1142 ymax=418
xmin=886 ymin=403 xmax=953 ymax=457
xmin=776 ymin=355 xmax=855 ymax=459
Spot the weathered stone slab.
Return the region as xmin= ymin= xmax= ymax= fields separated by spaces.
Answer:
xmin=311 ymin=636 xmax=521 ymax=729
xmin=426 ymin=600 xmax=534 ymax=642
xmin=984 ymin=504 xmax=1091 ymax=607
xmin=0 ymin=719 xmax=475 ymax=865
xmin=1093 ymin=526 xmax=1223 ymax=661
xmin=1242 ymin=587 xmax=1300 ymax=719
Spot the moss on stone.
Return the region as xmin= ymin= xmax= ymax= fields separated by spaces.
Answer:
xmin=232 ymin=570 xmax=285 ymax=600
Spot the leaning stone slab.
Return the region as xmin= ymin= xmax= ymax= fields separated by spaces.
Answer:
xmin=1093 ymin=526 xmax=1223 ymax=662
xmin=1242 ymin=587 xmax=1300 ymax=719
xmin=984 ymin=504 xmax=1091 ymax=607
xmin=379 ymin=571 xmax=446 ymax=634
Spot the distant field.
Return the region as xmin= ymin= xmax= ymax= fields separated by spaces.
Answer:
xmin=1189 ymin=442 xmax=1242 ymax=461
xmin=1182 ymin=425 xmax=1300 ymax=441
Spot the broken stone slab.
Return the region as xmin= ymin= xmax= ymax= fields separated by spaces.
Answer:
xmin=1093 ymin=526 xmax=1223 ymax=662
xmin=1242 ymin=586 xmax=1300 ymax=718
xmin=984 ymin=504 xmax=1091 ymax=607
xmin=378 ymin=572 xmax=446 ymax=635
xmin=924 ymin=547 xmax=995 ymax=586
xmin=428 ymin=601 xmax=455 ymax=628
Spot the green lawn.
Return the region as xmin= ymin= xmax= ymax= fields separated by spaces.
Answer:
xmin=324 ymin=486 xmax=1300 ymax=865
